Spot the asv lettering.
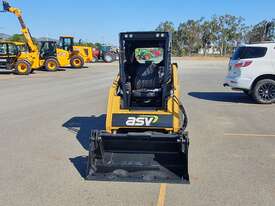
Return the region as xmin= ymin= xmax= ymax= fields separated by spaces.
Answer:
xmin=126 ymin=117 xmax=154 ymax=126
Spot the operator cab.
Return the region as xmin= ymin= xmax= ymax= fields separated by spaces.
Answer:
xmin=0 ymin=42 xmax=19 ymax=71
xmin=119 ymin=32 xmax=171 ymax=109
xmin=58 ymin=36 xmax=74 ymax=51
xmin=15 ymin=42 xmax=28 ymax=53
xmin=39 ymin=41 xmax=57 ymax=59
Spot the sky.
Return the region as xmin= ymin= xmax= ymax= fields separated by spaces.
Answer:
xmin=0 ymin=0 xmax=274 ymax=45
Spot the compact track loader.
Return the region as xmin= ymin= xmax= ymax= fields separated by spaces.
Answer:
xmin=86 ymin=32 xmax=189 ymax=183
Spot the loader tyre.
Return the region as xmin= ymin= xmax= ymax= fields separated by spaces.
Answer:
xmin=70 ymin=56 xmax=84 ymax=68
xmin=252 ymin=79 xmax=275 ymax=104
xmin=14 ymin=60 xmax=31 ymax=75
xmin=45 ymin=58 xmax=59 ymax=72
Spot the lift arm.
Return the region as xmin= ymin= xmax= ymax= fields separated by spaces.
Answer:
xmin=2 ymin=1 xmax=38 ymax=53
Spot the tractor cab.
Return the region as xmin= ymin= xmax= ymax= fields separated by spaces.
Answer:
xmin=39 ymin=41 xmax=57 ymax=59
xmin=119 ymin=32 xmax=171 ymax=109
xmin=14 ymin=42 xmax=28 ymax=53
xmin=0 ymin=41 xmax=19 ymax=71
xmin=58 ymin=36 xmax=74 ymax=51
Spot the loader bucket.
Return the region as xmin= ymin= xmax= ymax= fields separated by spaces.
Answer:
xmin=86 ymin=131 xmax=189 ymax=183
xmin=2 ymin=1 xmax=10 ymax=11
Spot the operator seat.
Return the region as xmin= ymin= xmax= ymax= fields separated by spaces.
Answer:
xmin=131 ymin=61 xmax=163 ymax=99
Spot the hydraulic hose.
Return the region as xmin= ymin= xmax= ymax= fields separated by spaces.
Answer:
xmin=173 ymin=95 xmax=188 ymax=131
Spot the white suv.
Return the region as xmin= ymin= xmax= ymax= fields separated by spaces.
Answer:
xmin=224 ymin=42 xmax=275 ymax=104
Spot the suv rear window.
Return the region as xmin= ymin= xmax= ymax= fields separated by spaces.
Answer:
xmin=232 ymin=46 xmax=267 ymax=60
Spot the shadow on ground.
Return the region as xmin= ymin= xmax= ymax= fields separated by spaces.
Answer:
xmin=63 ymin=114 xmax=106 ymax=150
xmin=0 ymin=72 xmax=13 ymax=75
xmin=40 ymin=68 xmax=66 ymax=72
xmin=64 ymin=115 xmax=106 ymax=179
xmin=69 ymin=156 xmax=87 ymax=178
xmin=64 ymin=114 xmax=190 ymax=183
xmin=188 ymin=92 xmax=256 ymax=104
xmin=63 ymin=66 xmax=89 ymax=69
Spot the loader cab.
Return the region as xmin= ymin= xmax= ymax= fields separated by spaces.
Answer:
xmin=0 ymin=42 xmax=19 ymax=70
xmin=14 ymin=42 xmax=28 ymax=53
xmin=39 ymin=41 xmax=57 ymax=59
xmin=58 ymin=36 xmax=74 ymax=52
xmin=0 ymin=42 xmax=19 ymax=56
xmin=119 ymin=32 xmax=171 ymax=109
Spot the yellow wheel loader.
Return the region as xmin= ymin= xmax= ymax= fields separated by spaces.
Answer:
xmin=57 ymin=36 xmax=94 ymax=67
xmin=86 ymin=32 xmax=190 ymax=183
xmin=57 ymin=36 xmax=89 ymax=68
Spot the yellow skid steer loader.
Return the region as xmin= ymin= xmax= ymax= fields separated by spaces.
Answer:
xmin=86 ymin=32 xmax=190 ymax=183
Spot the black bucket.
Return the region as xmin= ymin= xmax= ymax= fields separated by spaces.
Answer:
xmin=86 ymin=131 xmax=189 ymax=183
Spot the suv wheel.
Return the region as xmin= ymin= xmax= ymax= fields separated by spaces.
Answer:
xmin=252 ymin=79 xmax=275 ymax=104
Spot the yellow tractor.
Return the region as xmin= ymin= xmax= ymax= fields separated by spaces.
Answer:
xmin=57 ymin=36 xmax=93 ymax=67
xmin=2 ymin=1 xmax=88 ymax=75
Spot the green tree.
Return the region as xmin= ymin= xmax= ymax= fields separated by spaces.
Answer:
xmin=200 ymin=19 xmax=220 ymax=55
xmin=214 ymin=15 xmax=247 ymax=56
xmin=246 ymin=20 xmax=275 ymax=43
xmin=94 ymin=42 xmax=102 ymax=48
xmin=156 ymin=21 xmax=175 ymax=33
xmin=155 ymin=21 xmax=180 ymax=55
xmin=155 ymin=15 xmax=251 ymax=57
xmin=177 ymin=19 xmax=203 ymax=55
xmin=8 ymin=34 xmax=25 ymax=42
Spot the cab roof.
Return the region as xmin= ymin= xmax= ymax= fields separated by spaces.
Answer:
xmin=0 ymin=40 xmax=17 ymax=44
xmin=120 ymin=31 xmax=170 ymax=41
xmin=60 ymin=36 xmax=74 ymax=38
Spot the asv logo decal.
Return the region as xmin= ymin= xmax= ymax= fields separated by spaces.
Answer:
xmin=126 ymin=116 xmax=159 ymax=126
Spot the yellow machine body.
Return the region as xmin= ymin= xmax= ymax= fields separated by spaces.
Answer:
xmin=106 ymin=64 xmax=182 ymax=133
xmin=73 ymin=46 xmax=93 ymax=63
xmin=86 ymin=32 xmax=189 ymax=183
